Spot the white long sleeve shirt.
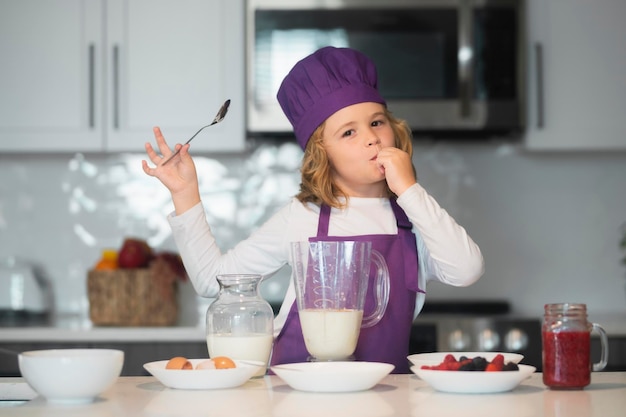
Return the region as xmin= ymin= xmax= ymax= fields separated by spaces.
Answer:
xmin=168 ymin=183 xmax=484 ymax=336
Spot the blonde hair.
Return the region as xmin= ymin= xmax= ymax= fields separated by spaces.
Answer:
xmin=296 ymin=109 xmax=414 ymax=209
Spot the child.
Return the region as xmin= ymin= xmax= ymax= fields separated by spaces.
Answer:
xmin=142 ymin=46 xmax=484 ymax=373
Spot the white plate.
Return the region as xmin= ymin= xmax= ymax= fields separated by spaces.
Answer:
xmin=407 ymin=352 xmax=524 ymax=368
xmin=271 ymin=361 xmax=394 ymax=393
xmin=411 ymin=364 xmax=536 ymax=394
xmin=143 ymin=359 xmax=264 ymax=390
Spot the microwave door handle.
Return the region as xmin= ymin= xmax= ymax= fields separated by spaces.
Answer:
xmin=458 ymin=0 xmax=473 ymax=118
xmin=534 ymin=43 xmax=545 ymax=129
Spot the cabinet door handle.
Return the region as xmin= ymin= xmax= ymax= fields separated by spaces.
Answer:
xmin=534 ymin=43 xmax=544 ymax=129
xmin=458 ymin=0 xmax=473 ymax=118
xmin=88 ymin=44 xmax=95 ymax=128
xmin=113 ymin=45 xmax=120 ymax=130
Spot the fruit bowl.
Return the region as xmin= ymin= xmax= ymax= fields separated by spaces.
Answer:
xmin=411 ymin=364 xmax=536 ymax=394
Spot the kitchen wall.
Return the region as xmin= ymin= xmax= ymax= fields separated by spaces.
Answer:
xmin=2 ymin=139 xmax=626 ymax=323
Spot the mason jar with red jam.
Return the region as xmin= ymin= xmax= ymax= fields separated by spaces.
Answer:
xmin=542 ymin=303 xmax=609 ymax=389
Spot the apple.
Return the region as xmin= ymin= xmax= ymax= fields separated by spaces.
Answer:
xmin=153 ymin=251 xmax=187 ymax=281
xmin=117 ymin=238 xmax=153 ymax=269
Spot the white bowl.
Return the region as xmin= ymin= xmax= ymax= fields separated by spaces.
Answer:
xmin=18 ymin=349 xmax=124 ymax=403
xmin=143 ymin=359 xmax=264 ymax=390
xmin=411 ymin=364 xmax=536 ymax=394
xmin=270 ymin=361 xmax=394 ymax=393
xmin=407 ymin=351 xmax=524 ymax=369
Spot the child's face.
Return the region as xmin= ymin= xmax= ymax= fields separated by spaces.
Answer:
xmin=322 ymin=102 xmax=395 ymax=198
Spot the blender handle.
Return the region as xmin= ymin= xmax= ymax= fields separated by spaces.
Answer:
xmin=361 ymin=250 xmax=390 ymax=328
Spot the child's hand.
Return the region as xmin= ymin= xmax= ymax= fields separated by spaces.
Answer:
xmin=142 ymin=127 xmax=201 ymax=214
xmin=376 ymin=147 xmax=416 ymax=196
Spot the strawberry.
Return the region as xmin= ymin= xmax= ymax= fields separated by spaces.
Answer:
xmin=485 ymin=362 xmax=502 ymax=372
xmin=443 ymin=354 xmax=457 ymax=363
xmin=491 ymin=354 xmax=505 ymax=367
xmin=485 ymin=355 xmax=505 ymax=372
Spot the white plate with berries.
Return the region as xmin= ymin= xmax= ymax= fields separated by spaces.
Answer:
xmin=410 ymin=353 xmax=536 ymax=394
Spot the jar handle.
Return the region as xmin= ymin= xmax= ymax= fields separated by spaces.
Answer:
xmin=591 ymin=323 xmax=609 ymax=372
xmin=360 ymin=249 xmax=390 ymax=328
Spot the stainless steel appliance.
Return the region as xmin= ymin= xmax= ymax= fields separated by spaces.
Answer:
xmin=246 ymin=0 xmax=526 ymax=139
xmin=409 ymin=300 xmax=543 ymax=370
xmin=0 ymin=257 xmax=51 ymax=326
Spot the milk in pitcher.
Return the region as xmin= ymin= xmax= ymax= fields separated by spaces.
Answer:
xmin=299 ymin=309 xmax=363 ymax=360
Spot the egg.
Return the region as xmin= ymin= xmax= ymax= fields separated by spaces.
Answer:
xmin=212 ymin=356 xmax=236 ymax=369
xmin=165 ymin=356 xmax=193 ymax=370
xmin=195 ymin=360 xmax=216 ymax=370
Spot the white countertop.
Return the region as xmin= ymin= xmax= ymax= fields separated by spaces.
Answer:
xmin=1 ymin=372 xmax=625 ymax=416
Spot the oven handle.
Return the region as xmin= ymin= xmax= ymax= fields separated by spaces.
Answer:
xmin=458 ymin=0 xmax=473 ymax=118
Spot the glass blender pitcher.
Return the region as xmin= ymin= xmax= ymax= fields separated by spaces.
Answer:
xmin=291 ymin=241 xmax=390 ymax=361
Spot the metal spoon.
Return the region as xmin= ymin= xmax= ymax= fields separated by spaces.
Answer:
xmin=161 ymin=99 xmax=231 ymax=165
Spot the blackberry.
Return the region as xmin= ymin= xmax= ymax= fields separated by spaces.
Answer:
xmin=503 ymin=362 xmax=520 ymax=371
xmin=472 ymin=356 xmax=488 ymax=371
xmin=459 ymin=361 xmax=476 ymax=371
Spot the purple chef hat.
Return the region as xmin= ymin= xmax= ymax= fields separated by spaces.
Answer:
xmin=277 ymin=46 xmax=386 ymax=150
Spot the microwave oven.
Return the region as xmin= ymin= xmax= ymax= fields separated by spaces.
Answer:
xmin=246 ymin=0 xmax=525 ymax=140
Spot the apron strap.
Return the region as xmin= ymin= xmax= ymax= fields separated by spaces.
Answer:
xmin=390 ymin=198 xmax=412 ymax=231
xmin=391 ymin=198 xmax=425 ymax=294
xmin=316 ymin=204 xmax=331 ymax=237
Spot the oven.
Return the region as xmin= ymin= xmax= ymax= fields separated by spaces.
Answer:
xmin=409 ymin=300 xmax=543 ymax=370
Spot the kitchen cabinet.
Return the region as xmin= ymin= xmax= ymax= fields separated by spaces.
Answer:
xmin=525 ymin=0 xmax=626 ymax=151
xmin=0 ymin=0 xmax=244 ymax=153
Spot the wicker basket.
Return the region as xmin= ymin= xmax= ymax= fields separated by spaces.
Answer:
xmin=87 ymin=259 xmax=179 ymax=326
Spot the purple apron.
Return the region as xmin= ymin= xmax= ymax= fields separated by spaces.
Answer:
xmin=271 ymin=199 xmax=424 ymax=373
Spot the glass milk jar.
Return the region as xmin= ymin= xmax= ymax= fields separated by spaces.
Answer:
xmin=542 ymin=303 xmax=608 ymax=389
xmin=206 ymin=274 xmax=274 ymax=376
